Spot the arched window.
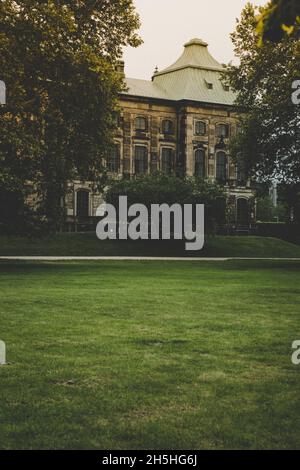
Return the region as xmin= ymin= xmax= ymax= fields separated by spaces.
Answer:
xmin=237 ymin=198 xmax=249 ymax=226
xmin=134 ymin=146 xmax=148 ymax=174
xmin=76 ymin=190 xmax=89 ymax=217
xmin=162 ymin=119 xmax=174 ymax=135
xmin=195 ymin=121 xmax=206 ymax=136
xmin=216 ymin=123 xmax=230 ymax=138
xmin=107 ymin=144 xmax=120 ymax=173
xmin=161 ymin=147 xmax=174 ymax=174
xmin=135 ymin=116 xmax=147 ymax=132
xmin=195 ymin=149 xmax=205 ymax=177
xmin=216 ymin=152 xmax=227 ymax=184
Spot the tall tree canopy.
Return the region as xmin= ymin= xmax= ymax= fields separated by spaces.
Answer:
xmin=0 ymin=0 xmax=141 ymax=232
xmin=224 ymin=3 xmax=300 ymax=186
xmin=257 ymin=0 xmax=300 ymax=43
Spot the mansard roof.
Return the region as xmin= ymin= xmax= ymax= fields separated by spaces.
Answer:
xmin=123 ymin=38 xmax=236 ymax=106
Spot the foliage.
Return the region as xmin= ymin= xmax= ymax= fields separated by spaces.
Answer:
xmin=256 ymin=195 xmax=286 ymax=222
xmin=278 ymin=182 xmax=300 ymax=222
xmin=104 ymin=173 xmax=226 ymax=231
xmin=0 ymin=1 xmax=141 ymax=232
xmin=224 ymin=3 xmax=300 ymax=185
xmin=256 ymin=196 xmax=275 ymax=222
xmin=257 ymin=0 xmax=300 ymax=43
xmin=255 ymin=182 xmax=300 ymax=223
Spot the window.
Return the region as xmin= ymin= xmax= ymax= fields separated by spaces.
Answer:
xmin=216 ymin=123 xmax=230 ymax=138
xmin=76 ymin=190 xmax=89 ymax=217
xmin=216 ymin=152 xmax=227 ymax=183
xmin=135 ymin=116 xmax=147 ymax=132
xmin=161 ymin=148 xmax=174 ymax=174
xmin=205 ymin=80 xmax=213 ymax=89
xmin=195 ymin=121 xmax=206 ymax=136
xmin=195 ymin=149 xmax=205 ymax=178
xmin=134 ymin=146 xmax=148 ymax=174
xmin=162 ymin=119 xmax=174 ymax=135
xmin=107 ymin=144 xmax=120 ymax=173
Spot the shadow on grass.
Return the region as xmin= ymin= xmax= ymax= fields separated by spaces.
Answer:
xmin=1 ymin=233 xmax=300 ymax=258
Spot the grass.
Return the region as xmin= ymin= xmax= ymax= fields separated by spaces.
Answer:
xmin=1 ymin=233 xmax=300 ymax=257
xmin=0 ymin=259 xmax=300 ymax=449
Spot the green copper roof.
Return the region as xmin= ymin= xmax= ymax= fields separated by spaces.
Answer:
xmin=155 ymin=38 xmax=223 ymax=75
xmin=124 ymin=78 xmax=170 ymax=100
xmin=123 ymin=38 xmax=236 ymax=106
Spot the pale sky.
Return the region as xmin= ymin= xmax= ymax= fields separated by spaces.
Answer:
xmin=123 ymin=0 xmax=267 ymax=79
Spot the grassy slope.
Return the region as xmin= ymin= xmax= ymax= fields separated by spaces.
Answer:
xmin=0 ymin=260 xmax=300 ymax=449
xmin=0 ymin=233 xmax=300 ymax=257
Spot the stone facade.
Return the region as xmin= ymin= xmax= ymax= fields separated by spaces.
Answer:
xmin=67 ymin=38 xmax=256 ymax=230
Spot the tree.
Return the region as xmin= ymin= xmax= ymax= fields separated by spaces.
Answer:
xmin=257 ymin=0 xmax=300 ymax=43
xmin=278 ymin=182 xmax=300 ymax=222
xmin=0 ymin=1 xmax=141 ymax=232
xmin=224 ymin=3 xmax=300 ymax=187
xmin=104 ymin=174 xmax=226 ymax=232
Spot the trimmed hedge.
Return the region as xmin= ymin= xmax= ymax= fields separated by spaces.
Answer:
xmin=257 ymin=222 xmax=300 ymax=244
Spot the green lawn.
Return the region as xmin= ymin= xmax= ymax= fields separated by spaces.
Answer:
xmin=1 ymin=233 xmax=300 ymax=257
xmin=0 ymin=260 xmax=300 ymax=450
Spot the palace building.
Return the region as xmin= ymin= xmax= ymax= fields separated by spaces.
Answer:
xmin=68 ymin=38 xmax=256 ymax=230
